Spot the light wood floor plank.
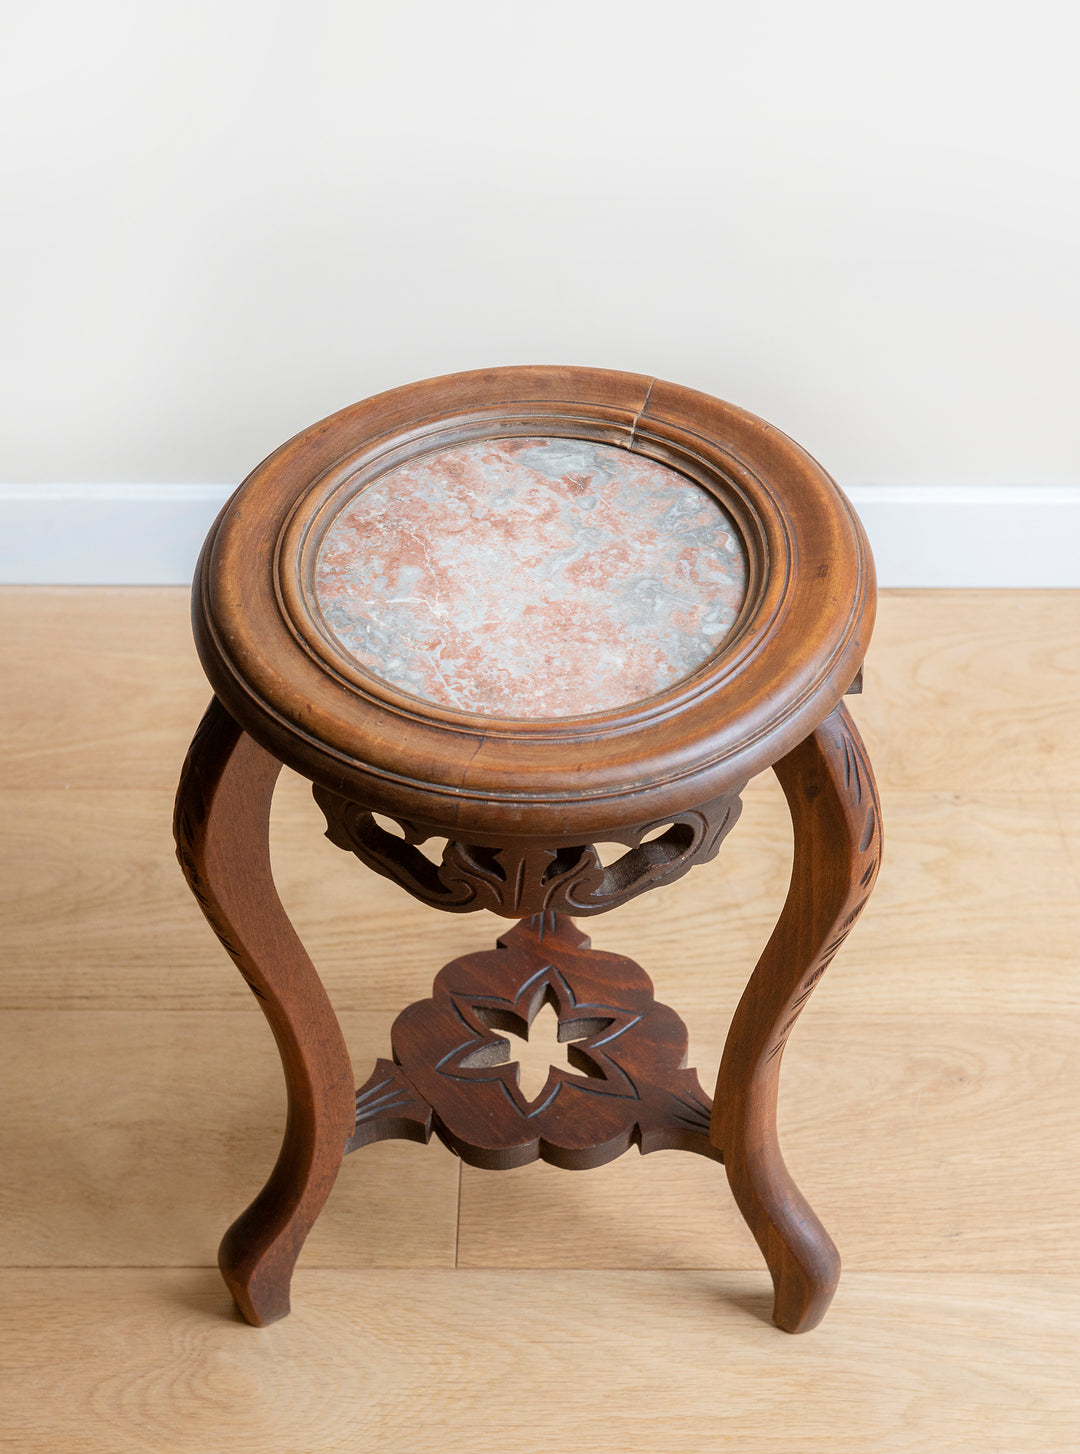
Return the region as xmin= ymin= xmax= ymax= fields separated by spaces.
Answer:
xmin=859 ymin=589 xmax=1080 ymax=792
xmin=2 ymin=586 xmax=1079 ymax=1452
xmin=2 ymin=1269 xmax=1076 ymax=1454
xmin=3 ymin=587 xmax=1077 ymax=794
xmin=2 ymin=779 xmax=1074 ymax=1015
xmin=456 ymin=1011 xmax=1080 ymax=1272
xmin=1055 ymin=792 xmax=1080 ymax=894
xmin=0 ymin=1010 xmax=458 ymax=1270
xmin=0 ymin=588 xmax=206 ymax=790
xmin=2 ymin=1007 xmax=1074 ymax=1274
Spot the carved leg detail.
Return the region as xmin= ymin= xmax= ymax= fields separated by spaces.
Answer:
xmin=175 ymin=698 xmax=356 ymax=1326
xmin=711 ymin=703 xmax=882 ymax=1332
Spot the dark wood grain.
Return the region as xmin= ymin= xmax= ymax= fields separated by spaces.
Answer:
xmin=711 ymin=701 xmax=883 ymax=1332
xmin=366 ymin=914 xmax=719 ymax=1169
xmin=314 ymin=786 xmax=742 ymax=918
xmin=174 ymin=697 xmax=356 ymax=1325
xmin=346 ymin=1059 xmax=434 ymax=1155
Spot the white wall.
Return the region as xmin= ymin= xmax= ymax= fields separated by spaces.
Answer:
xmin=1 ymin=1 xmax=1078 ymax=510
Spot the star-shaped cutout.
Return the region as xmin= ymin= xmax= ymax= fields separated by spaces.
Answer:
xmin=436 ymin=961 xmax=641 ymax=1117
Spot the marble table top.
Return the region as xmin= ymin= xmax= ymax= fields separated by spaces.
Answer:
xmin=313 ymin=437 xmax=746 ymax=718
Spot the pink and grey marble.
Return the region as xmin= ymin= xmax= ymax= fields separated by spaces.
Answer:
xmin=313 ymin=437 xmax=747 ymax=718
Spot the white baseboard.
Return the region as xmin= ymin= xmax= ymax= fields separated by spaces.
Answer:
xmin=0 ymin=483 xmax=1077 ymax=588
xmin=0 ymin=485 xmax=234 ymax=586
xmin=845 ymin=485 xmax=1080 ymax=588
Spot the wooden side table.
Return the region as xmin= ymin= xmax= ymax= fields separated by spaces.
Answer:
xmin=175 ymin=366 xmax=880 ymax=1334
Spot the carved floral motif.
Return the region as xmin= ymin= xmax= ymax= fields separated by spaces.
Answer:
xmin=313 ymin=786 xmax=742 ymax=918
xmin=346 ymin=914 xmax=720 ymax=1170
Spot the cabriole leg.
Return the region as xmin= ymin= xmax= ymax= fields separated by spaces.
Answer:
xmin=711 ymin=702 xmax=882 ymax=1332
xmin=174 ymin=698 xmax=356 ymax=1325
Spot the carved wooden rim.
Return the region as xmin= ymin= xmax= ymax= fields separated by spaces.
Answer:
xmin=194 ymin=366 xmax=874 ymax=837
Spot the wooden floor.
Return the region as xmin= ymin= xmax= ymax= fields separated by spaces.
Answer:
xmin=0 ymin=587 xmax=1077 ymax=1453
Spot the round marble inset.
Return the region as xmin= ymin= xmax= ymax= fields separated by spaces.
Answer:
xmin=313 ymin=437 xmax=747 ymax=718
